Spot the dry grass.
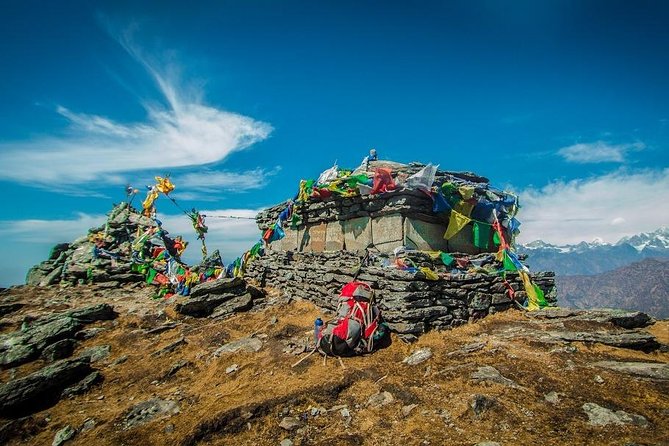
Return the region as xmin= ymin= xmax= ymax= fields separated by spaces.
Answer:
xmin=1 ymin=285 xmax=668 ymax=446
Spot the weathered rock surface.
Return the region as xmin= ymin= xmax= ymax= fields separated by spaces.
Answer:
xmin=471 ymin=366 xmax=520 ymax=388
xmin=176 ymin=278 xmax=261 ymax=318
xmin=0 ymin=357 xmax=93 ymax=416
xmin=592 ymin=361 xmax=669 ymax=380
xmin=0 ymin=303 xmax=24 ymax=317
xmin=470 ymin=394 xmax=496 ymax=417
xmin=41 ymin=339 xmax=77 ymax=362
xmin=214 ymin=337 xmax=263 ymax=355
xmin=51 ymin=425 xmax=76 ymax=446
xmin=402 ymin=348 xmax=433 ymax=365
xmin=582 ymin=402 xmax=648 ymax=427
xmin=367 ymin=391 xmax=394 ymax=407
xmin=61 ymin=371 xmax=103 ymax=397
xmin=0 ymin=304 xmax=116 ymax=368
xmin=79 ymin=345 xmax=111 ymax=363
xmin=189 ymin=277 xmax=245 ymax=298
xmin=278 ymin=416 xmax=303 ymax=431
xmin=527 ymin=308 xmax=653 ymax=329
xmin=123 ymin=398 xmax=180 ymax=429
xmin=547 ymin=330 xmax=660 ymax=351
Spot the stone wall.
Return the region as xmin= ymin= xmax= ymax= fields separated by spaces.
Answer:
xmin=244 ymin=250 xmax=556 ymax=337
xmin=260 ymin=190 xmax=497 ymax=255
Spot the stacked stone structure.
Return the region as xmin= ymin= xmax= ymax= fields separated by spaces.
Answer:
xmin=247 ymin=159 xmax=557 ymax=335
xmin=245 ymin=250 xmax=556 ymax=336
xmin=256 ymin=161 xmax=498 ymax=255
xmin=26 ymin=203 xmax=151 ymax=286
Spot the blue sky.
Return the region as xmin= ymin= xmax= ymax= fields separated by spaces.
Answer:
xmin=1 ymin=0 xmax=668 ymax=286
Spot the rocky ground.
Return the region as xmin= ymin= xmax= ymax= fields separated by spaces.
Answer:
xmin=1 ymin=282 xmax=668 ymax=446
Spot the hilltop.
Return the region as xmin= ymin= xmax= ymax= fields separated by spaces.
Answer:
xmin=1 ymin=283 xmax=667 ymax=446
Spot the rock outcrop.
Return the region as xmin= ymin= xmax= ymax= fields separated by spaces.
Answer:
xmin=0 ymin=304 xmax=116 ymax=368
xmin=25 ymin=203 xmax=154 ymax=286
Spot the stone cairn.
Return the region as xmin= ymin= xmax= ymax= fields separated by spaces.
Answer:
xmin=26 ymin=203 xmax=150 ymax=287
xmin=25 ymin=203 xmax=223 ymax=290
xmin=26 ymin=202 xmax=150 ymax=286
xmin=24 ymin=203 xmax=262 ymax=318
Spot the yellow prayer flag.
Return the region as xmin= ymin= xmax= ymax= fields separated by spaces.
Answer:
xmin=155 ymin=176 xmax=175 ymax=194
xmin=444 ymin=211 xmax=471 ymax=240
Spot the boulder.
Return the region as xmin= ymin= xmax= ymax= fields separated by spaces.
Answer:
xmin=209 ymin=293 xmax=254 ymax=319
xmin=41 ymin=339 xmax=77 ymax=362
xmin=582 ymin=402 xmax=648 ymax=426
xmin=0 ymin=357 xmax=93 ymax=417
xmin=0 ymin=317 xmax=82 ymax=368
xmin=189 ymin=277 xmax=245 ymax=299
xmin=547 ymin=330 xmax=660 ymax=352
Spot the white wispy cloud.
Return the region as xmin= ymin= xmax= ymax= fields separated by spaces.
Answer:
xmin=0 ymin=30 xmax=272 ymax=187
xmin=557 ymin=140 xmax=644 ymax=163
xmin=170 ymin=167 xmax=282 ymax=201
xmin=0 ymin=213 xmax=107 ymax=243
xmin=517 ymin=168 xmax=669 ymax=245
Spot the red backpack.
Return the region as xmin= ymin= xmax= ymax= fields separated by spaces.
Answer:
xmin=318 ymin=281 xmax=388 ymax=356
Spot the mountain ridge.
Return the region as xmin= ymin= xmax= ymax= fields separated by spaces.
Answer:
xmin=518 ymin=227 xmax=669 ymax=276
xmin=557 ymin=257 xmax=669 ymax=319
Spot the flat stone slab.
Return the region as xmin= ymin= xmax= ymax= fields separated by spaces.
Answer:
xmin=209 ymin=293 xmax=253 ymax=319
xmin=528 ymin=308 xmax=653 ymax=329
xmin=402 ymin=348 xmax=432 ymax=365
xmin=404 ymin=218 xmax=448 ymax=252
xmin=343 ymin=216 xmax=372 ymax=252
xmin=214 ymin=337 xmax=263 ymax=355
xmin=592 ymin=361 xmax=669 ymax=380
xmin=582 ymin=402 xmax=648 ymax=426
xmin=189 ymin=277 xmax=245 ymax=299
xmin=546 ymin=330 xmax=659 ymax=351
xmin=176 ymin=291 xmax=249 ymax=317
xmin=123 ymin=398 xmax=180 ymax=429
xmin=325 ymin=221 xmax=345 ymax=251
xmin=471 ymin=366 xmax=520 ymax=388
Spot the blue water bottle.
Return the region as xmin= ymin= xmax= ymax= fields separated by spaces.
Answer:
xmin=314 ymin=317 xmax=323 ymax=344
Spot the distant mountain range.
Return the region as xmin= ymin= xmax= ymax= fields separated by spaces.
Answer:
xmin=557 ymin=258 xmax=669 ymax=319
xmin=517 ymin=227 xmax=669 ymax=276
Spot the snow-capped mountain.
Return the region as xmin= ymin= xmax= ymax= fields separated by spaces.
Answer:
xmin=518 ymin=227 xmax=669 ymax=276
xmin=617 ymin=226 xmax=669 ymax=253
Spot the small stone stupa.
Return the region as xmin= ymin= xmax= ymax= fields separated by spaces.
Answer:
xmin=246 ymin=157 xmax=556 ymax=338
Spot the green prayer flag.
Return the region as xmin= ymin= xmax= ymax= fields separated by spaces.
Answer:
xmin=493 ymin=231 xmax=501 ymax=246
xmin=345 ymin=174 xmax=370 ymax=188
xmin=290 ymin=212 xmax=301 ymax=229
xmin=533 ymin=283 xmax=548 ymax=308
xmin=503 ymin=252 xmax=518 ymax=271
xmin=440 ymin=252 xmax=455 ymax=266
xmin=146 ymin=268 xmax=158 ymax=284
xmin=473 ymin=222 xmax=491 ymax=249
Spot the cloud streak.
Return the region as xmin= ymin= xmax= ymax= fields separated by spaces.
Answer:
xmin=517 ymin=168 xmax=669 ymax=245
xmin=557 ymin=141 xmax=644 ymax=163
xmin=0 ymin=30 xmax=272 ymax=187
xmin=170 ymin=167 xmax=282 ymax=201
xmin=0 ymin=213 xmax=107 ymax=244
